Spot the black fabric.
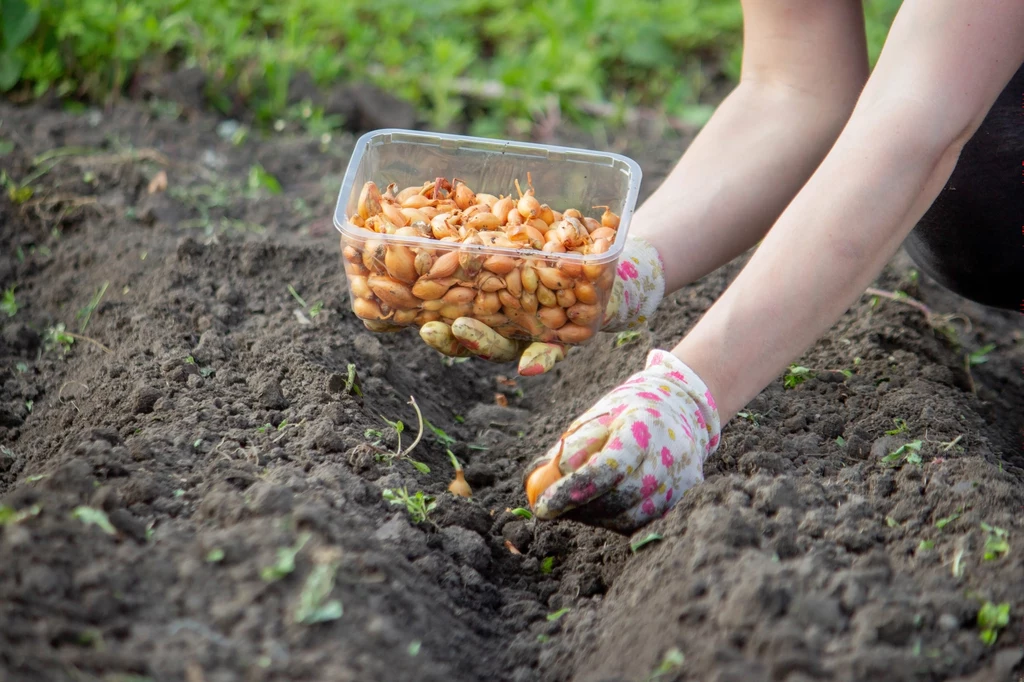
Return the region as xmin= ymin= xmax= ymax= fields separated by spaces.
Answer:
xmin=903 ymin=61 xmax=1023 ymax=312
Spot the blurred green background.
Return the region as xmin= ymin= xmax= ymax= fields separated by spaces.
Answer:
xmin=0 ymin=0 xmax=902 ymax=135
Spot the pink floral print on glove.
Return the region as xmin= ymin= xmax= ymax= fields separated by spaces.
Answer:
xmin=526 ymin=349 xmax=721 ymax=532
xmin=601 ymin=234 xmax=666 ymax=333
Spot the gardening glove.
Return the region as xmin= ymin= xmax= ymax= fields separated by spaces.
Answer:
xmin=525 ymin=349 xmax=720 ymax=533
xmin=419 ymin=234 xmax=666 ymax=376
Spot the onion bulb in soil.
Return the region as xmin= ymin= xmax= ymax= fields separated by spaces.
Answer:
xmin=447 ymin=451 xmax=472 ymax=497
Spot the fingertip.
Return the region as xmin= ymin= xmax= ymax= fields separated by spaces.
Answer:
xmin=518 ymin=362 xmax=547 ymax=377
xmin=420 ymin=320 xmax=469 ymax=357
xmin=452 ymin=316 xmax=519 ymax=362
xmin=531 ymin=504 xmax=561 ymax=521
xmin=454 ymin=317 xmax=502 ymax=343
xmin=517 ymin=342 xmax=565 ymax=376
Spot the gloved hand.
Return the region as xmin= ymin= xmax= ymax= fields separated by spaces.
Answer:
xmin=418 ymin=234 xmax=666 ymax=375
xmin=524 ymin=349 xmax=721 ymax=532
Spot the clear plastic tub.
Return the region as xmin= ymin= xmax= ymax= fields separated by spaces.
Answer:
xmin=333 ymin=129 xmax=642 ymax=346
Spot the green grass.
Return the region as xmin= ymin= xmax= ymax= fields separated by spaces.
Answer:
xmin=3 ymin=0 xmax=902 ymax=134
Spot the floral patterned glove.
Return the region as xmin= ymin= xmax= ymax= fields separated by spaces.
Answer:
xmin=420 ymin=234 xmax=666 ymax=375
xmin=527 ymin=349 xmax=721 ymax=532
xmin=601 ymin=234 xmax=665 ymax=333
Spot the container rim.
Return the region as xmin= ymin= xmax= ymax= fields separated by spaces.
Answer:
xmin=332 ymin=128 xmax=642 ymax=264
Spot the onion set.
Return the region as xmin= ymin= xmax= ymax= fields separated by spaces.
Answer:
xmin=343 ymin=174 xmax=622 ymax=345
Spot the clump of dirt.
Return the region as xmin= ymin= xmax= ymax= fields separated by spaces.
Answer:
xmin=1 ymin=93 xmax=1021 ymax=682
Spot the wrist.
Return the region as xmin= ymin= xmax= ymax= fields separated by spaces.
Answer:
xmin=645 ymin=349 xmax=722 ymax=459
xmin=602 ymin=235 xmax=666 ymax=332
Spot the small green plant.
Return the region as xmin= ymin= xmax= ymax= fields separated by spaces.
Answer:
xmin=206 ymin=548 xmax=225 ymax=563
xmin=342 ymin=363 xmax=361 ymax=396
xmin=735 ymin=410 xmax=762 ymax=425
xmin=977 ymin=601 xmax=1010 ymax=646
xmin=44 ymin=323 xmax=75 ymax=354
xmin=286 ymin=284 xmax=323 ymax=319
xmin=76 ymin=281 xmax=108 ymax=332
xmin=509 ymin=507 xmax=533 ymax=520
xmin=935 ymin=510 xmax=962 ymax=530
xmin=1 ymin=170 xmax=32 ymax=204
xmin=886 ymin=418 xmax=909 ymax=435
xmin=1 ymin=285 xmax=19 ymax=317
xmin=546 ymin=607 xmax=570 ymax=622
xmin=783 ymin=365 xmax=814 ymax=389
xmin=382 ymin=487 xmax=436 ymax=524
xmin=645 ymin=647 xmax=686 ymax=681
xmin=614 ymin=330 xmax=642 ymax=348
xmin=0 ymin=0 xmax=40 ymax=91
xmin=967 ymin=344 xmax=996 ymax=367
xmin=881 ymin=440 xmax=923 ymax=468
xmin=540 ymin=556 xmax=555 ymax=574
xmin=439 ymin=355 xmax=470 ymax=367
xmin=630 ymin=532 xmax=664 ymax=553
xmin=0 ymin=503 xmax=40 ymax=525
xmin=407 ymin=640 xmax=422 ymax=656
xmin=71 ymin=506 xmax=116 ymax=535
xmin=981 ymin=523 xmax=1009 ymax=561
xmin=425 ymin=419 xmax=458 ymax=448
xmin=374 ymin=397 xmax=430 ymax=474
xmin=294 ymin=561 xmax=343 ymax=624
xmin=917 ymin=540 xmax=935 ymax=552
xmin=261 ymin=532 xmax=312 ymax=582
xmin=248 ymin=164 xmax=282 ymax=195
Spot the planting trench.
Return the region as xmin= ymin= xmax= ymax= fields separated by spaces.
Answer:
xmin=0 ymin=97 xmax=1022 ymax=682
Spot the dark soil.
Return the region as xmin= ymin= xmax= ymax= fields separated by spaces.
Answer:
xmin=1 ymin=87 xmax=1021 ymax=682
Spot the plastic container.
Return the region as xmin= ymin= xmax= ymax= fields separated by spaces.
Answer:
xmin=334 ymin=129 xmax=642 ymax=346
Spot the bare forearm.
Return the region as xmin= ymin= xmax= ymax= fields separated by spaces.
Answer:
xmin=670 ymin=0 xmax=1024 ymax=424
xmin=672 ymin=107 xmax=958 ymax=422
xmin=632 ymin=81 xmax=858 ymax=292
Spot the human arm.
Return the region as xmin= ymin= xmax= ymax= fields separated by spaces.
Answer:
xmin=634 ymin=0 xmax=870 ymax=290
xmin=673 ymin=0 xmax=1024 ymax=424
xmin=528 ymin=0 xmax=1024 ymax=530
xmin=422 ymin=0 xmax=871 ymax=374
